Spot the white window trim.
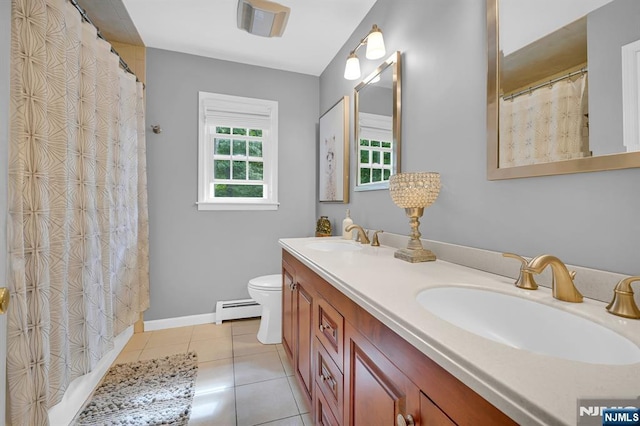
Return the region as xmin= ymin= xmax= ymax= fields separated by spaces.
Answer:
xmin=197 ymin=92 xmax=279 ymax=211
xmin=355 ymin=112 xmax=393 ymax=191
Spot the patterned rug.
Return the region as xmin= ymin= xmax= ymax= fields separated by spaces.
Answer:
xmin=74 ymin=352 xmax=199 ymax=426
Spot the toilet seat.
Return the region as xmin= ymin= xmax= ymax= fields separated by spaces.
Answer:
xmin=248 ymin=274 xmax=282 ymax=291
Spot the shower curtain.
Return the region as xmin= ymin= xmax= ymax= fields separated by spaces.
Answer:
xmin=8 ymin=0 xmax=149 ymax=424
xmin=499 ymin=73 xmax=590 ymax=167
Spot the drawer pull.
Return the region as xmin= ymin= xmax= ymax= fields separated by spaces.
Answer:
xmin=396 ymin=414 xmax=415 ymax=426
xmin=319 ymin=323 xmax=335 ymax=336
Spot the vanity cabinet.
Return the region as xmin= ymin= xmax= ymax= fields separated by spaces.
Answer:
xmin=282 ymin=249 xmax=516 ymax=426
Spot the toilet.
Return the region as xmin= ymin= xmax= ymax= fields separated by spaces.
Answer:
xmin=247 ymin=274 xmax=283 ymax=344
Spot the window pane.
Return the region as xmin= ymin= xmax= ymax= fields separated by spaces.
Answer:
xmin=249 ymin=141 xmax=263 ymax=157
xmin=216 ymin=127 xmax=231 ymax=134
xmin=214 ymin=184 xmax=263 ymax=198
xmin=215 ymin=138 xmax=231 ymax=155
xmin=232 ymin=128 xmax=247 ymax=135
xmin=372 ymin=151 xmax=380 ymax=164
xmin=382 ymin=141 xmax=392 ymax=148
xmin=383 ymin=152 xmax=391 ymax=165
xmin=233 ymin=140 xmax=246 ymax=155
xmin=371 ymin=140 xmax=381 ymax=147
xmin=360 ymin=168 xmax=371 ymax=184
xmin=372 ymin=169 xmax=382 ymax=182
xmin=249 ymin=129 xmax=263 ymax=137
xmin=360 ymin=139 xmax=370 ymax=146
xmin=383 ymin=169 xmax=391 ymax=180
xmin=248 ymin=162 xmax=263 ymax=180
xmin=214 ymin=160 xmax=230 ymax=179
xmin=233 ymin=161 xmax=246 ymax=179
xmin=360 ymin=150 xmax=369 ymax=164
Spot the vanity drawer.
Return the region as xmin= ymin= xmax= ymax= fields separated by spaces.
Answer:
xmin=314 ymin=337 xmax=343 ymax=420
xmin=314 ymin=382 xmax=341 ymax=426
xmin=316 ymin=297 xmax=344 ymax=370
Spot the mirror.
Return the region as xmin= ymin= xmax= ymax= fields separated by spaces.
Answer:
xmin=354 ymin=51 xmax=401 ymax=191
xmin=487 ymin=0 xmax=640 ymax=179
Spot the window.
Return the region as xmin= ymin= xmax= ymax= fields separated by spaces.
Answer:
xmin=357 ymin=112 xmax=393 ymax=188
xmin=198 ymin=92 xmax=278 ymax=210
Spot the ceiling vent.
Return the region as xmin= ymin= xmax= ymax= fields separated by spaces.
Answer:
xmin=237 ymin=0 xmax=290 ymax=38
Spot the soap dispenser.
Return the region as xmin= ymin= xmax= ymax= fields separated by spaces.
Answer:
xmin=342 ymin=209 xmax=353 ymax=240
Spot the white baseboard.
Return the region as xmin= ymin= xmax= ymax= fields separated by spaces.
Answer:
xmin=143 ymin=312 xmax=217 ymax=331
xmin=48 ymin=326 xmax=134 ymax=426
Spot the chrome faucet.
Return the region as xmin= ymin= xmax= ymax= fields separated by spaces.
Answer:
xmin=524 ymin=255 xmax=583 ymax=303
xmin=345 ymin=224 xmax=370 ymax=244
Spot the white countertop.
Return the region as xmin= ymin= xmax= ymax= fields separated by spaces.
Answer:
xmin=279 ymin=237 xmax=640 ymax=426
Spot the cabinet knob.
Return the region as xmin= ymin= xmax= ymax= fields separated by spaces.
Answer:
xmin=396 ymin=414 xmax=415 ymax=426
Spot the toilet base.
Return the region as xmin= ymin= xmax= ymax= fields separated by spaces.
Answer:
xmin=256 ymin=305 xmax=282 ymax=344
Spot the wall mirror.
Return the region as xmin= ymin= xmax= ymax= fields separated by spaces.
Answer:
xmin=354 ymin=51 xmax=402 ymax=191
xmin=487 ymin=0 xmax=640 ymax=180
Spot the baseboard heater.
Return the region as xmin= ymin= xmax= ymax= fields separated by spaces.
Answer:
xmin=215 ymin=298 xmax=262 ymax=325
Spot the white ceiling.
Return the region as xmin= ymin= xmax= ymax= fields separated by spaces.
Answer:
xmin=121 ymin=0 xmax=378 ymax=76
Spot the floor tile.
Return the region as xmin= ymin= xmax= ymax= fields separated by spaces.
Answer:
xmin=259 ymin=415 xmax=304 ymax=425
xmin=235 ymin=377 xmax=299 ymax=426
xmin=113 ymin=349 xmax=141 ymax=365
xmin=301 ymin=413 xmax=313 ymax=426
xmin=123 ymin=332 xmax=151 ymax=351
xmin=189 ymin=336 xmax=233 ymax=362
xmin=146 ymin=327 xmax=193 ymax=348
xmin=188 ymin=386 xmax=236 ymax=426
xmin=138 ymin=342 xmax=189 ymax=361
xmin=192 ymin=323 xmax=232 ymax=341
xmin=195 ymin=358 xmax=235 ymax=394
xmin=277 ymin=350 xmax=294 ymax=377
xmin=233 ymin=351 xmax=286 ymax=386
xmin=233 ymin=333 xmax=278 ymax=358
xmin=232 ymin=318 xmax=261 ymax=336
xmin=287 ymin=375 xmax=311 ymax=415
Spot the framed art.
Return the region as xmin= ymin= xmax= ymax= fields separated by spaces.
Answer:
xmin=319 ymin=96 xmax=349 ymax=203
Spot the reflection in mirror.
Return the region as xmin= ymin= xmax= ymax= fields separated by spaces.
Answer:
xmin=487 ymin=0 xmax=640 ymax=179
xmin=354 ymin=51 xmax=401 ymax=191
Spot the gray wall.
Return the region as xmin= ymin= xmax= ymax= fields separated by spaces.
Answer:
xmin=318 ymin=0 xmax=640 ymax=276
xmin=589 ymin=0 xmax=640 ymax=155
xmin=145 ymin=48 xmax=318 ymax=320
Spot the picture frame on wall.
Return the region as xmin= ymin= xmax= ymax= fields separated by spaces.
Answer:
xmin=319 ymin=96 xmax=349 ymax=203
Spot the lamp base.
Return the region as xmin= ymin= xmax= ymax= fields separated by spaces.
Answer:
xmin=394 ymin=248 xmax=436 ymax=263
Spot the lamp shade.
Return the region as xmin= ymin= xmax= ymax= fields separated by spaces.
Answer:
xmin=344 ymin=53 xmax=361 ymax=80
xmin=389 ymin=172 xmax=441 ymax=208
xmin=365 ymin=25 xmax=386 ymax=60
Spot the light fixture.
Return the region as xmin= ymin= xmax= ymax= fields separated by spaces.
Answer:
xmin=389 ymin=172 xmax=441 ymax=263
xmin=237 ymin=0 xmax=290 ymax=38
xmin=343 ymin=24 xmax=386 ymax=80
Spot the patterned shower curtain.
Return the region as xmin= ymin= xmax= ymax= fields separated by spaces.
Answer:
xmin=499 ymin=73 xmax=590 ymax=167
xmin=8 ymin=0 xmax=150 ymax=424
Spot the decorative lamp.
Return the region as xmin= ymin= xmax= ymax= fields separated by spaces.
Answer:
xmin=389 ymin=172 xmax=441 ymax=263
xmin=344 ymin=52 xmax=361 ymax=80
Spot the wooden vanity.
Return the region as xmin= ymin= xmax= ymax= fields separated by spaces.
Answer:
xmin=281 ymin=249 xmax=516 ymax=425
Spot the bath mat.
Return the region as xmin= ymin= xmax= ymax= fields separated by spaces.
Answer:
xmin=74 ymin=352 xmax=198 ymax=426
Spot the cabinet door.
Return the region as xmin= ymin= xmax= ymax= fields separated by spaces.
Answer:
xmin=296 ymin=280 xmax=314 ymax=402
xmin=282 ymin=262 xmax=295 ymax=361
xmin=344 ymin=321 xmax=420 ymax=426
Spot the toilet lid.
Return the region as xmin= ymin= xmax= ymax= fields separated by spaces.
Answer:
xmin=248 ymin=274 xmax=282 ymax=291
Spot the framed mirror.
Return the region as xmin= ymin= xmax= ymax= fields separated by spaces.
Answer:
xmin=354 ymin=51 xmax=402 ymax=191
xmin=487 ymin=0 xmax=640 ymax=180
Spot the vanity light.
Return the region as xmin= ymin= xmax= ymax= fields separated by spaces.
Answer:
xmin=343 ymin=24 xmax=386 ymax=80
xmin=389 ymin=172 xmax=441 ymax=263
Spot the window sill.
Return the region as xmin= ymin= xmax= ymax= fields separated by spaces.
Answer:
xmin=196 ymin=201 xmax=279 ymax=211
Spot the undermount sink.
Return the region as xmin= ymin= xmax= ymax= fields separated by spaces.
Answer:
xmin=416 ymin=286 xmax=640 ymax=365
xmin=306 ymin=240 xmax=363 ymax=252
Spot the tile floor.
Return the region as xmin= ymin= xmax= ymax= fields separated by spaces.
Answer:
xmin=114 ymin=318 xmax=313 ymax=426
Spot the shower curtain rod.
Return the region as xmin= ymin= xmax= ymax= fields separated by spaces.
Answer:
xmin=69 ymin=0 xmax=140 ymax=83
xmin=502 ymin=67 xmax=587 ymax=102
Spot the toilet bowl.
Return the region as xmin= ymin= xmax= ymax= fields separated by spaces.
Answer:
xmin=247 ymin=274 xmax=283 ymax=344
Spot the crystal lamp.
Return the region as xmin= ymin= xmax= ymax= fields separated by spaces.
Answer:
xmin=389 ymin=172 xmax=441 ymax=262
